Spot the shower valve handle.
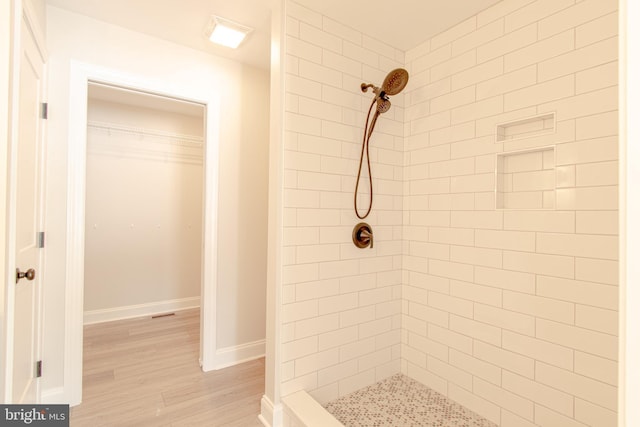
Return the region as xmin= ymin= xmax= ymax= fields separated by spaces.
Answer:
xmin=352 ymin=223 xmax=374 ymax=249
xmin=360 ymin=229 xmax=373 ymax=248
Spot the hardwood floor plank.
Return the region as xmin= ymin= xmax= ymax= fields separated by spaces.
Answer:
xmin=71 ymin=308 xmax=264 ymax=426
xmin=172 ymin=393 xmax=264 ymax=427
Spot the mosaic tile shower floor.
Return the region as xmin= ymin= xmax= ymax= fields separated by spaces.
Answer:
xmin=324 ymin=374 xmax=498 ymax=427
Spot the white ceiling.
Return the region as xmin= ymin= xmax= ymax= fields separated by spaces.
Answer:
xmin=45 ymin=0 xmax=273 ymax=69
xmin=294 ymin=0 xmax=502 ymax=52
xmin=45 ymin=0 xmax=501 ymax=70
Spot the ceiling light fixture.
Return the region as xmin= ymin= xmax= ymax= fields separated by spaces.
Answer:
xmin=205 ymin=15 xmax=253 ymax=49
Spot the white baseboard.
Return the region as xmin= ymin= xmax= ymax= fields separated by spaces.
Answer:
xmin=260 ymin=395 xmax=283 ymax=427
xmin=214 ymin=339 xmax=265 ymax=370
xmin=83 ymin=297 xmax=200 ymax=325
xmin=40 ymin=387 xmax=66 ymax=404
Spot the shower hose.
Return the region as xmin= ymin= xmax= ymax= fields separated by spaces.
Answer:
xmin=354 ymin=97 xmax=379 ymax=219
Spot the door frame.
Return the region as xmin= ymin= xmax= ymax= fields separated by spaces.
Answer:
xmin=620 ymin=1 xmax=640 ymax=425
xmin=65 ymin=61 xmax=221 ymax=406
xmin=2 ymin=0 xmax=47 ymax=403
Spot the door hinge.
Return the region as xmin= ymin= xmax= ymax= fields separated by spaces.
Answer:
xmin=36 ymin=360 xmax=42 ymax=378
xmin=41 ymin=102 xmax=48 ymax=119
xmin=37 ymin=231 xmax=45 ymax=248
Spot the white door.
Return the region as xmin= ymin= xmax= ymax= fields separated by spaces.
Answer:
xmin=12 ymin=15 xmax=45 ymax=404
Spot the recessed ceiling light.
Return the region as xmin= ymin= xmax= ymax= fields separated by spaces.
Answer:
xmin=205 ymin=16 xmax=253 ymax=49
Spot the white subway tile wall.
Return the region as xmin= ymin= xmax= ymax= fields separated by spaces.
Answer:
xmin=282 ymin=0 xmax=405 ymax=403
xmin=403 ymin=1 xmax=618 ymax=426
xmin=281 ymin=0 xmax=618 ymax=425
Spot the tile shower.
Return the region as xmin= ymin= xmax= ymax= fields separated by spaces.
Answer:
xmin=278 ymin=0 xmax=619 ymax=426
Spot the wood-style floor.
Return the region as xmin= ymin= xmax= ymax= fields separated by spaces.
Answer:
xmin=71 ymin=308 xmax=265 ymax=426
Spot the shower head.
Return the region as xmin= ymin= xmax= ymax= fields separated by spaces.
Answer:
xmin=376 ymin=98 xmax=391 ymax=113
xmin=361 ymin=68 xmax=409 ymax=112
xmin=381 ymin=68 xmax=409 ymax=96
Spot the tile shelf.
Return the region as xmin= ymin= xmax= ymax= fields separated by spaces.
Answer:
xmin=495 ymin=112 xmax=558 ymax=210
xmin=496 ymin=112 xmax=556 ymax=143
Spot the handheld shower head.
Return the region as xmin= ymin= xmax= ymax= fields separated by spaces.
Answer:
xmin=376 ymin=98 xmax=391 ymax=113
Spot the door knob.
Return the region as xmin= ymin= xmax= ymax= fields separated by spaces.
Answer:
xmin=16 ymin=268 xmax=35 ymax=284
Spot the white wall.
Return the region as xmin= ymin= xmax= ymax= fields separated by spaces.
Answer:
xmin=43 ymin=6 xmax=269 ymax=399
xmin=278 ymin=0 xmax=405 ymax=405
xmin=403 ymin=0 xmax=619 ymax=426
xmin=217 ymin=64 xmax=270 ymax=350
xmin=84 ymin=98 xmax=203 ymax=317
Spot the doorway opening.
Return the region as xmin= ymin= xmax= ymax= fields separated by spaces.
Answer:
xmin=65 ymin=63 xmax=221 ymax=406
xmin=80 ymin=83 xmax=205 ymax=398
xmin=83 ymin=83 xmax=205 ymax=325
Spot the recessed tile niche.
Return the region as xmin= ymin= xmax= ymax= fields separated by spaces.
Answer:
xmin=496 ymin=112 xmax=555 ymax=142
xmin=496 ymin=147 xmax=556 ymax=210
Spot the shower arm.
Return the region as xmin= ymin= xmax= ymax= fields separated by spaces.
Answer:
xmin=360 ymin=83 xmax=387 ymax=100
xmin=360 ymin=83 xmax=378 ymax=93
